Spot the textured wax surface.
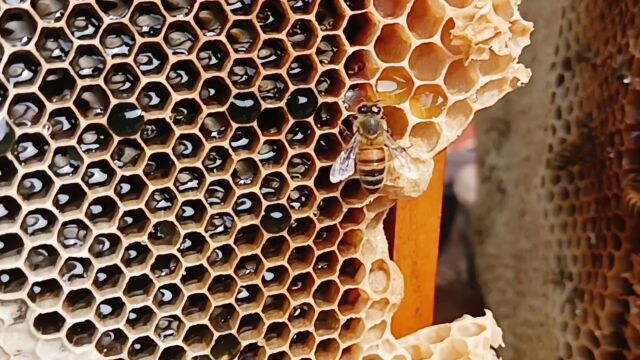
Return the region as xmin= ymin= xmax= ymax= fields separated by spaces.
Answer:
xmin=0 ymin=0 xmax=529 ymax=359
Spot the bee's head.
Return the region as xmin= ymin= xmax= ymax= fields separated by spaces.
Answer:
xmin=354 ymin=103 xmax=385 ymax=139
xmin=356 ymin=103 xmax=383 ymax=116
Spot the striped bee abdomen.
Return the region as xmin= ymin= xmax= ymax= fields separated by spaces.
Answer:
xmin=356 ymin=147 xmax=386 ymax=194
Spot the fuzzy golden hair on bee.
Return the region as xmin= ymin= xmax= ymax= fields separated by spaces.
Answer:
xmin=547 ymin=127 xmax=595 ymax=171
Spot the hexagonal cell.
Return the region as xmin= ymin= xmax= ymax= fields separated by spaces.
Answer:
xmin=230 ymin=158 xmax=259 ymax=188
xmin=85 ymin=195 xmax=119 ymax=226
xmin=111 ymin=138 xmax=145 ymax=170
xmin=235 ymin=284 xmax=264 ymax=312
xmin=161 ymin=0 xmax=195 ymax=17
xmin=344 ymin=12 xmax=378 ymax=46
xmin=288 ymin=216 xmax=316 ymax=243
xmin=93 ymin=264 xmax=125 ymax=293
xmin=286 ymin=88 xmax=319 ymax=120
xmin=78 ymin=123 xmax=113 ymax=155
xmin=173 ymin=134 xmax=204 ymax=163
xmin=204 ymin=212 xmax=235 ymax=241
xmin=287 ymin=152 xmax=316 ymax=181
xmin=202 ymin=146 xmax=233 ymax=177
xmin=89 ymin=233 xmax=122 ymax=261
xmin=409 ymin=84 xmax=448 ymax=119
xmin=130 ymin=2 xmax=165 ymax=37
xmin=200 ymin=76 xmax=232 ymax=108
xmin=290 ymin=330 xmax=316 ymax=357
xmin=176 ymin=199 xmax=206 ymax=227
xmin=145 ymin=188 xmax=178 ymax=215
xmin=100 ymin=23 xmax=136 ymax=59
xmin=287 ymin=55 xmax=317 ymax=86
xmin=0 ymin=267 xmax=26 ymax=294
xmin=337 ymin=228 xmax=363 ymax=257
xmin=150 ymin=253 xmax=181 ymax=281
xmin=207 ymin=244 xmax=237 ymax=273
xmin=53 ymin=183 xmax=87 ymax=213
xmin=237 ymin=313 xmax=265 ymax=341
xmin=148 ymin=220 xmax=180 ymax=249
xmin=314 ymin=224 xmax=341 ymax=250
xmin=199 ymin=112 xmax=230 ymax=143
xmin=124 ymin=274 xmax=155 ymax=302
xmin=154 ymin=314 xmax=184 ymax=342
xmin=233 ymin=254 xmax=264 ymax=282
xmin=288 ymin=245 xmax=314 ymax=271
xmin=182 ymin=293 xmax=211 ymax=322
xmin=288 ymin=302 xmax=315 ymax=329
xmin=374 ymin=67 xmax=414 ymax=107
xmin=207 ymin=274 xmax=237 ymax=302
xmin=66 ymin=320 xmax=98 ymax=347
xmin=137 ymin=82 xmax=172 ymax=113
xmin=58 ymin=219 xmax=91 ymax=250
xmin=287 ymin=0 xmax=315 ymax=14
xmin=95 ymin=0 xmax=132 ymax=19
xmin=31 ymin=0 xmax=69 ymax=23
xmin=314 ymin=251 xmax=340 ymax=278
xmin=153 ymin=283 xmax=184 ymax=311
xmin=316 ymin=35 xmax=346 ymax=66
xmin=74 ymin=85 xmax=111 ymax=119
xmin=128 ymin=335 xmax=159 ymax=359
xmin=126 ymin=305 xmax=157 ymax=334
xmin=21 ymin=208 xmax=58 ymax=237
xmin=315 ymin=196 xmax=343 ymax=222
xmin=95 ymin=329 xmax=129 ymax=357
xmin=260 ymin=171 xmax=289 ymax=202
xmin=7 ymin=93 xmax=46 ymax=128
xmin=313 ymin=280 xmax=341 ymax=308
xmin=135 ymin=42 xmax=169 ymax=76
xmin=227 ymin=58 xmax=259 ymax=90
xmin=178 ymin=231 xmax=209 ymax=263
xmin=226 ymin=20 xmax=259 ymax=54
xmin=12 ymin=132 xmax=50 ymax=166
xmin=198 ymin=40 xmax=231 ymax=72
xmin=139 ymin=120 xmax=173 ymax=150
xmin=375 ymin=24 xmax=412 ymax=64
xmin=164 ymin=21 xmax=198 ymax=56
xmin=407 ymin=0 xmax=445 ymax=39
xmin=0 ymin=233 xmax=23 ymax=265
xmin=287 ymin=19 xmax=318 ymax=51
xmin=104 ymin=64 xmax=140 ymax=100
xmin=344 ymin=49 xmax=379 ymax=81
xmin=258 ymin=38 xmax=289 ymax=70
xmin=180 ymin=264 xmax=210 ymax=290
xmin=444 ymin=59 xmax=480 ymax=95
xmin=115 ymin=175 xmax=148 ymax=205
xmin=262 ymin=265 xmax=290 ymax=291
xmin=66 ymin=4 xmax=103 ymax=40
xmin=159 ymin=346 xmax=186 ymax=360
xmin=258 ymin=74 xmax=289 ymax=104
xmin=257 ymin=1 xmax=288 ymax=34
xmin=0 ymin=157 xmax=17 ymax=187
xmin=63 ymin=288 xmax=96 ymax=315
xmin=258 ymin=107 xmax=290 ymax=138
xmin=81 ymin=160 xmax=116 ymax=190
xmin=59 ymin=257 xmax=93 ymax=285
xmin=46 ymin=107 xmax=79 ymax=141
xmin=373 ymin=0 xmax=411 ymax=18
xmin=27 ymin=278 xmax=63 ymax=307
xmin=167 ymin=60 xmax=200 ymax=93
xmin=33 ymin=311 xmax=66 ymax=335
xmin=258 ymin=139 xmax=287 ymax=169
xmin=183 ymin=324 xmax=213 ymax=352
xmin=250 ymin=293 xmax=282 ymax=321
xmin=142 ymin=152 xmax=176 ymax=185
xmin=173 ymin=167 xmax=205 ymax=195
xmin=17 ymin=170 xmax=53 ymax=201
xmin=210 ymin=334 xmax=240 ymax=359
xmin=115 ymin=208 xmax=149 ymax=236
xmin=49 ymin=146 xmax=83 ymax=178
xmin=287 ymin=272 xmax=315 ymax=301
xmin=319 ymin=0 xmax=346 ymax=31
xmin=315 ymin=338 xmax=341 ymax=359
xmin=209 ymin=303 xmax=239 ymax=332
xmin=316 ymin=69 xmax=347 ymax=98
xmin=3 ymin=51 xmax=41 ymax=87
xmin=230 ymin=225 xmax=261 ymax=254
xmin=286 ymin=185 xmax=315 ymax=213
xmin=194 ymin=1 xmax=228 ymax=36
xmin=409 ymin=43 xmax=450 ymax=81
xmin=227 ymin=93 xmax=262 ymax=126
xmin=0 ymin=9 xmax=37 ymax=46
xmin=314 ymin=103 xmax=341 ymax=131
xmin=36 ymin=27 xmax=73 ymax=63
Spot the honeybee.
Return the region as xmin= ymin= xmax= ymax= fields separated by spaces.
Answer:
xmin=330 ymin=103 xmax=418 ymax=193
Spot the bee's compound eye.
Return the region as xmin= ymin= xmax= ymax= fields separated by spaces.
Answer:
xmin=371 ymin=105 xmax=381 ymax=115
xmin=357 ymin=104 xmax=369 ymax=114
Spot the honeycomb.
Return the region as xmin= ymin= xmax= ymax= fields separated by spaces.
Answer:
xmin=0 ymin=0 xmax=530 ymax=359
xmin=474 ymin=0 xmax=640 ymax=358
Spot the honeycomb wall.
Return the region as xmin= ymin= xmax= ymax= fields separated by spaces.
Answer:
xmin=475 ymin=0 xmax=640 ymax=359
xmin=0 ymin=0 xmax=530 ymax=359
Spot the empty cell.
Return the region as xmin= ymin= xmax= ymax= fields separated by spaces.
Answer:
xmin=238 ymin=313 xmax=266 ymax=341
xmin=211 ymin=334 xmax=241 ymax=359
xmin=314 ymin=309 xmax=341 ymax=336
xmin=95 ymin=329 xmax=129 ymax=357
xmin=337 ymin=229 xmax=364 ymax=257
xmin=262 ymin=294 xmax=291 ymax=320
xmin=339 ymin=258 xmax=366 ymax=286
xmin=183 ymin=324 xmax=214 ymax=352
xmin=315 ymin=338 xmax=341 ymax=360
xmin=264 ymin=322 xmax=292 ymax=349
xmin=25 ymin=244 xmax=59 ymax=272
xmin=313 ymin=280 xmax=341 ymax=307
xmin=124 ymin=274 xmax=155 ymax=301
xmin=181 ymin=264 xmax=210 ymax=290
xmin=208 ymin=274 xmax=238 ymax=301
xmin=288 ymin=245 xmax=315 ymax=271
xmin=63 ymin=288 xmax=96 ymax=316
xmin=27 ymin=278 xmax=63 ymax=307
xmin=66 ymin=320 xmax=98 ymax=347
xmin=261 ymin=235 xmax=291 ymax=263
xmin=290 ymin=330 xmax=316 ymax=357
xmin=33 ymin=311 xmax=66 ymax=335
xmin=288 ymin=216 xmax=317 ymax=243
xmin=159 ymin=346 xmax=186 ymax=360
xmin=128 ymin=336 xmax=159 ymax=359
xmin=287 ymin=272 xmax=315 ymax=300
xmin=316 ymin=69 xmax=347 ymax=98
xmin=339 ymin=317 xmax=365 ymax=344
xmin=126 ymin=306 xmax=157 ymax=333
xmin=314 ymin=224 xmax=341 ymax=250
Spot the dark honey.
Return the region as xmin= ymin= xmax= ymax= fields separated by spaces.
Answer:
xmin=25 ymin=245 xmax=59 ymax=271
xmin=111 ymin=139 xmax=143 ymax=169
xmin=0 ymin=233 xmax=23 ymax=262
xmin=107 ymin=103 xmax=144 ymax=137
xmin=105 ymin=64 xmax=139 ymax=99
xmin=60 ymin=258 xmax=91 ymax=284
xmin=78 ymin=124 xmax=113 ymax=154
xmin=137 ymin=82 xmax=170 ymax=112
xmin=32 ymin=0 xmax=68 ymax=23
xmin=287 ymin=153 xmax=315 ymax=180
xmin=288 ymin=185 xmax=314 ymax=211
xmin=89 ymin=233 xmax=121 ymax=259
xmin=200 ymin=76 xmax=231 ymax=107
xmin=66 ymin=321 xmax=97 ymax=347
xmin=232 ymin=159 xmax=260 ymax=187
xmin=211 ymin=334 xmax=241 ymax=359
xmin=259 ymin=75 xmax=288 ymax=103
xmin=121 ymin=242 xmax=152 ymax=268
xmin=135 ymin=43 xmax=168 ymax=75
xmin=229 ymin=59 xmax=259 ymax=89
xmin=93 ymin=265 xmax=124 ymax=291
xmin=203 ymin=146 xmax=231 ymax=174
xmin=161 ymin=0 xmax=195 ymax=17
xmin=173 ymin=134 xmax=203 ymax=161
xmin=67 ymin=5 xmax=103 ymax=40
xmin=288 ymin=0 xmax=315 ymax=14
xmin=118 ymin=209 xmax=150 ymax=235
xmin=167 ymin=61 xmax=200 ymax=92
xmin=226 ymin=20 xmax=258 ymax=54
xmin=12 ymin=133 xmax=50 ymax=166
xmin=287 ymin=56 xmax=316 ymax=85
xmin=0 ymin=9 xmax=37 ymax=46
xmin=71 ymin=45 xmax=106 ymax=79
xmin=164 ymin=21 xmax=197 ymax=55
xmin=101 ymin=24 xmax=136 ymax=58
xmin=96 ymin=0 xmax=132 ymax=20
xmin=258 ymin=39 xmax=287 ymax=69
xmin=96 ymin=329 xmax=127 ymax=356
xmin=74 ymin=85 xmax=110 ymax=118
xmin=128 ymin=336 xmax=158 ymax=359
xmin=174 ymin=168 xmax=205 ymax=193
xmin=257 ymin=1 xmax=287 ymax=33
xmin=197 ymin=40 xmax=230 ymax=72
xmin=286 ymin=88 xmax=319 ymax=119
xmin=230 ymin=127 xmax=259 ymax=153
xmin=58 ymin=220 xmax=89 ymax=249
xmin=228 ymin=92 xmax=262 ymax=124
xmin=205 ymin=213 xmax=235 ymax=240
xmin=18 ymin=171 xmax=51 ymax=200
xmin=258 ymin=140 xmax=286 ymax=167
xmin=47 ymin=108 xmax=79 ymax=140
xmin=9 ymin=94 xmax=45 ymax=128
xmin=53 ymin=183 xmax=86 ymax=212
xmin=4 ymin=52 xmax=40 ymax=87
xmin=205 ymin=179 xmax=233 ymax=207
xmin=21 ymin=209 xmax=57 ymax=236
xmin=171 ymin=99 xmax=202 ymax=128
xmin=316 ymin=0 xmax=343 ymax=31
xmin=148 ymin=220 xmax=179 ymax=246
xmin=194 ymin=2 xmax=227 ymax=36
xmin=261 ymin=204 xmax=292 ymax=234
xmin=36 ymin=28 xmax=73 ymax=62
xmin=126 ymin=306 xmax=155 ymax=330
xmin=33 ymin=312 xmax=65 ymax=335
xmin=130 ymin=3 xmax=165 ymax=37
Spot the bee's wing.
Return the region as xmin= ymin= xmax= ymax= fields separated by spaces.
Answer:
xmin=385 ymin=132 xmax=419 ymax=179
xmin=330 ymin=134 xmax=360 ymax=183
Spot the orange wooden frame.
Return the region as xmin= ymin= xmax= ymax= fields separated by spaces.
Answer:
xmin=390 ymin=152 xmax=446 ymax=338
